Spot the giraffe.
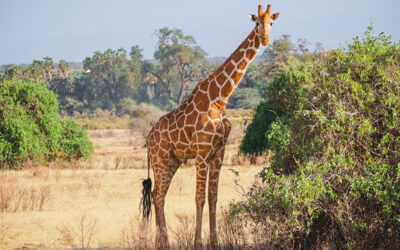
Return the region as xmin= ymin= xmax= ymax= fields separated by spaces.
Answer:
xmin=142 ymin=4 xmax=279 ymax=249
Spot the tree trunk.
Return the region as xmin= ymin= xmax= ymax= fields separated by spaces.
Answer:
xmin=177 ymin=81 xmax=187 ymax=105
xmin=146 ymin=84 xmax=155 ymax=103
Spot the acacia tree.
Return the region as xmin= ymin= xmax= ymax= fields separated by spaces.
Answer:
xmin=152 ymin=27 xmax=206 ymax=105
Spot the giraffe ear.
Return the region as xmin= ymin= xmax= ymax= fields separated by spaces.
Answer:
xmin=249 ymin=14 xmax=257 ymax=22
xmin=271 ymin=12 xmax=280 ymax=21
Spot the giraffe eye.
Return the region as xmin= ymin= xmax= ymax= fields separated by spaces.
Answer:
xmin=270 ymin=22 xmax=273 ymax=26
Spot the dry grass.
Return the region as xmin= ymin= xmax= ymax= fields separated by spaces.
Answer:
xmin=0 ymin=175 xmax=51 ymax=212
xmin=0 ymin=117 xmax=266 ymax=248
xmin=57 ymin=212 xmax=97 ymax=249
xmin=74 ymin=116 xmax=131 ymax=130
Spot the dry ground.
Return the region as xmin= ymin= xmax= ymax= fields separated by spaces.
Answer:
xmin=0 ymin=124 xmax=267 ymax=249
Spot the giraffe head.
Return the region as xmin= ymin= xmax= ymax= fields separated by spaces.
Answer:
xmin=249 ymin=4 xmax=279 ymax=46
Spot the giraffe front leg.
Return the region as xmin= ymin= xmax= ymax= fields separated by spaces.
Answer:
xmin=208 ymin=149 xmax=225 ymax=249
xmin=195 ymin=156 xmax=208 ymax=249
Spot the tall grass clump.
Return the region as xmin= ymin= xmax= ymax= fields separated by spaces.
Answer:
xmin=0 ymin=80 xmax=93 ymax=168
xmin=232 ymin=26 xmax=400 ymax=248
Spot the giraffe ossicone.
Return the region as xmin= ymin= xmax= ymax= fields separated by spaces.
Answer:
xmin=141 ymin=4 xmax=279 ymax=249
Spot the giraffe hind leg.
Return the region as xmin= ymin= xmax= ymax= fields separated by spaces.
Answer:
xmin=153 ymin=152 xmax=181 ymax=249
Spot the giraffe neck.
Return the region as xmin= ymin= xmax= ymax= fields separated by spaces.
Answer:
xmin=205 ymin=28 xmax=261 ymax=110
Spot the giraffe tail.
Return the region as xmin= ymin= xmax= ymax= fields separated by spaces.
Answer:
xmin=140 ymin=157 xmax=152 ymax=219
xmin=140 ymin=178 xmax=152 ymax=219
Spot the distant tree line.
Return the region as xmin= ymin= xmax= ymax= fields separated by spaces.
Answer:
xmin=0 ymin=27 xmax=321 ymax=116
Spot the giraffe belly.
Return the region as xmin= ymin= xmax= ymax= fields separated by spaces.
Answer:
xmin=171 ymin=143 xmax=195 ymax=161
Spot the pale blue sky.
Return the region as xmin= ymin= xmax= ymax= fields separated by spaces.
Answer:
xmin=0 ymin=0 xmax=399 ymax=64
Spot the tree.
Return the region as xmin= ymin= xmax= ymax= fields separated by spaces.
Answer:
xmin=43 ymin=56 xmax=54 ymax=81
xmin=57 ymin=60 xmax=69 ymax=78
xmin=83 ymin=48 xmax=129 ymax=112
xmin=152 ymin=27 xmax=207 ymax=105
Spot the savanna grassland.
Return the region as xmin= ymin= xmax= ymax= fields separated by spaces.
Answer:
xmin=0 ymin=113 xmax=267 ymax=249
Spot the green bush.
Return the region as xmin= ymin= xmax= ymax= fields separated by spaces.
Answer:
xmin=240 ymin=57 xmax=312 ymax=156
xmin=0 ymin=80 xmax=93 ymax=168
xmin=233 ymin=27 xmax=400 ymax=248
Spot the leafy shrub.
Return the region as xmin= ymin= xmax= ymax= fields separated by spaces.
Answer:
xmin=233 ymin=27 xmax=400 ymax=248
xmin=129 ymin=103 xmax=165 ymax=140
xmin=0 ymin=80 xmax=93 ymax=168
xmin=240 ymin=57 xmax=312 ymax=156
xmin=59 ymin=119 xmax=94 ymax=161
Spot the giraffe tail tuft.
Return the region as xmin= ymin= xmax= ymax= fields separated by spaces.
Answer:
xmin=140 ymin=178 xmax=152 ymax=219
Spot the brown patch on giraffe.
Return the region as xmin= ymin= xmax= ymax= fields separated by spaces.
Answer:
xmin=231 ymin=71 xmax=244 ymax=83
xmin=176 ymin=116 xmax=185 ymax=129
xmin=158 ymin=119 xmax=168 ymax=131
xmin=154 ymin=130 xmax=161 ymax=142
xmin=208 ymin=108 xmax=220 ymax=120
xmin=160 ymin=140 xmax=170 ymax=151
xmin=215 ymin=73 xmax=227 ymax=86
xmin=232 ymin=51 xmax=245 ymax=63
xmin=237 ymin=59 xmax=247 ymax=70
xmin=196 ymin=143 xmax=213 ymax=152
xmin=198 ymin=81 xmax=209 ymax=92
xmin=185 ymin=111 xmax=198 ymax=125
xmin=254 ymin=36 xmax=261 ymax=48
xmin=150 ymin=146 xmax=158 ymax=155
xmin=176 ymin=142 xmax=187 ymax=152
xmin=185 ymin=102 xmax=195 ymax=114
xmin=215 ymin=123 xmax=225 ymax=137
xmin=214 ymin=100 xmax=227 ymax=110
xmin=203 ymin=120 xmax=215 ymax=132
xmin=179 ymin=130 xmax=189 ymax=144
xmin=168 ymin=114 xmax=176 ymax=127
xmin=160 ymin=130 xmax=169 ymax=140
xmin=195 ymin=114 xmax=209 ymax=130
xmin=186 ymin=93 xmax=195 ymax=104
xmin=170 ymin=129 xmax=179 ymax=141
xmin=195 ymin=120 xmax=205 ymax=131
xmin=196 ymin=134 xmax=213 ymax=144
xmin=184 ymin=148 xmax=193 ymax=156
xmin=220 ymin=80 xmax=233 ymax=97
xmin=246 ymin=49 xmax=256 ymax=61
xmin=198 ymin=169 xmax=207 ymax=177
xmin=225 ymin=62 xmax=235 ymax=76
xmin=193 ymin=91 xmax=209 ymax=112
xmin=208 ymin=81 xmax=220 ymax=101
xmin=169 ymin=121 xmax=177 ymax=131
xmin=209 ymin=171 xmax=219 ymax=179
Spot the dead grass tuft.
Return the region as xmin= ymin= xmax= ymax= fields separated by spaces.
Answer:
xmin=120 ymin=219 xmax=153 ymax=250
xmin=57 ymin=212 xmax=97 ymax=250
xmin=0 ymin=181 xmax=51 ymax=212
xmin=83 ymin=173 xmax=104 ymax=198
xmin=218 ymin=209 xmax=248 ymax=249
xmin=171 ymin=213 xmax=195 ymax=249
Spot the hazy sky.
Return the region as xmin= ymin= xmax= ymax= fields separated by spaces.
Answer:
xmin=1 ymin=0 xmax=399 ymax=65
